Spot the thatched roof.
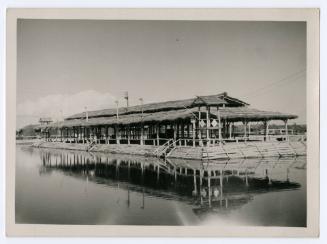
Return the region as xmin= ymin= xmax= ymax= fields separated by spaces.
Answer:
xmin=219 ymin=107 xmax=298 ymax=122
xmin=65 ymin=93 xmax=247 ymax=120
xmin=38 ymin=108 xmax=197 ymax=129
xmin=39 ymin=106 xmax=297 ymax=129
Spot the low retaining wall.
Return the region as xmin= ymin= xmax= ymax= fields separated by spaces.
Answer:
xmin=32 ymin=141 xmax=306 ymax=160
xmin=90 ymin=144 xmax=158 ymax=156
xmin=34 ymin=142 xmax=158 ymax=156
xmin=34 ymin=141 xmax=89 ymax=151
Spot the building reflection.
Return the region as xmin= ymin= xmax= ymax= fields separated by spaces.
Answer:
xmin=36 ymin=148 xmax=304 ymax=216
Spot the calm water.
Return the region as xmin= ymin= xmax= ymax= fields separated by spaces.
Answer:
xmin=15 ymin=145 xmax=306 ymax=226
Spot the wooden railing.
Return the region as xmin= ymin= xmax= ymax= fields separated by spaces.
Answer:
xmin=154 ymin=139 xmax=174 ymax=157
xmin=40 ymin=134 xmax=306 ymax=147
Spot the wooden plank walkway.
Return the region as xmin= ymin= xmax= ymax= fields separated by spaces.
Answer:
xmin=167 ymin=141 xmax=306 ymax=160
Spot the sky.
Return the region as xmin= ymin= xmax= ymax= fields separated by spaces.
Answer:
xmin=17 ymin=20 xmax=306 ymax=129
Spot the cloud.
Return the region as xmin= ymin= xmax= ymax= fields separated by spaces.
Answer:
xmin=16 ymin=90 xmax=116 ymax=129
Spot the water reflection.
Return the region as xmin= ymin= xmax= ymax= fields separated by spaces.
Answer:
xmin=16 ymin=146 xmax=306 ymax=226
xmin=35 ymin=147 xmax=304 ymax=220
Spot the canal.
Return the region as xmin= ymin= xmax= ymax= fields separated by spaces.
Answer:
xmin=15 ymin=145 xmax=306 ymax=226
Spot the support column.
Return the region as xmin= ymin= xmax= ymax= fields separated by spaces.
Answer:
xmin=140 ymin=124 xmax=144 ymax=145
xmin=208 ymin=170 xmax=211 ymax=208
xmin=187 ymin=124 xmax=190 ymax=138
xmin=116 ymin=125 xmax=120 ymax=144
xmin=105 ymin=126 xmax=109 ymax=144
xmin=198 ymin=106 xmax=202 ymax=146
xmin=193 ymin=169 xmax=197 ymax=195
xmin=127 ymin=125 xmax=130 ymax=145
xmin=243 ymin=121 xmax=248 ymax=138
xmin=206 ymin=106 xmax=210 ymax=145
xmin=156 ymin=124 xmax=160 ymax=146
xmin=173 ymin=123 xmax=177 ymax=146
xmin=284 ymin=119 xmax=289 ymax=141
xmin=264 ymin=120 xmax=270 ymax=141
xmin=217 ymin=106 xmax=222 ymax=144
xmin=229 ymin=122 xmax=232 ymax=139
xmin=191 ymin=119 xmax=196 ymax=147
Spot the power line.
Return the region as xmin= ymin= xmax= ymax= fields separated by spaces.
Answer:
xmin=245 ymin=72 xmax=305 ymax=98
xmin=240 ymin=69 xmax=306 ymax=98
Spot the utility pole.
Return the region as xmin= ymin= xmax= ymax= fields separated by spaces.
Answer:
xmin=124 ymin=91 xmax=129 ymax=109
xmin=84 ymin=106 xmax=88 ymax=122
xmin=124 ymin=92 xmax=130 ymax=144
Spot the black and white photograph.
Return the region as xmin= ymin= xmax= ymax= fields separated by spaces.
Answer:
xmin=5 ymin=8 xmax=320 ymax=237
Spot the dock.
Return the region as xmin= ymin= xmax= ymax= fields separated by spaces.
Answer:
xmin=27 ymin=92 xmax=306 ymax=160
xmin=33 ymin=136 xmax=306 ymax=160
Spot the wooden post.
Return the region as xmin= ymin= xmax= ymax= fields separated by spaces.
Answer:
xmin=198 ymin=106 xmax=203 ymax=146
xmin=191 ymin=119 xmax=196 ymax=147
xmin=206 ymin=106 xmax=210 ymax=145
xmin=229 ymin=122 xmax=232 ymax=139
xmin=220 ymin=169 xmax=223 ymax=206
xmin=156 ymin=124 xmax=160 ymax=145
xmin=200 ymin=169 xmax=203 ymax=205
xmin=208 ymin=170 xmax=211 ymax=207
xmin=243 ymin=121 xmax=247 ymax=138
xmin=265 ymin=120 xmax=269 ymax=141
xmin=173 ymin=123 xmax=177 ymax=146
xmin=140 ymin=124 xmax=144 ymax=145
xmin=284 ymin=119 xmax=289 ymax=141
xmin=245 ymin=169 xmax=249 ymax=187
xmin=193 ymin=169 xmax=197 ymax=195
xmin=105 ymin=126 xmax=108 ymax=144
xmin=116 ymin=125 xmax=120 ymax=144
xmin=127 ymin=125 xmax=130 ymax=145
xmin=217 ymin=106 xmax=222 ymax=144
xmin=178 ymin=123 xmax=182 ymax=146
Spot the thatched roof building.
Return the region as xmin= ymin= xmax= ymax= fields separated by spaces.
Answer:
xmin=38 ymin=92 xmax=297 ymax=145
xmin=44 ymin=107 xmax=296 ymax=129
